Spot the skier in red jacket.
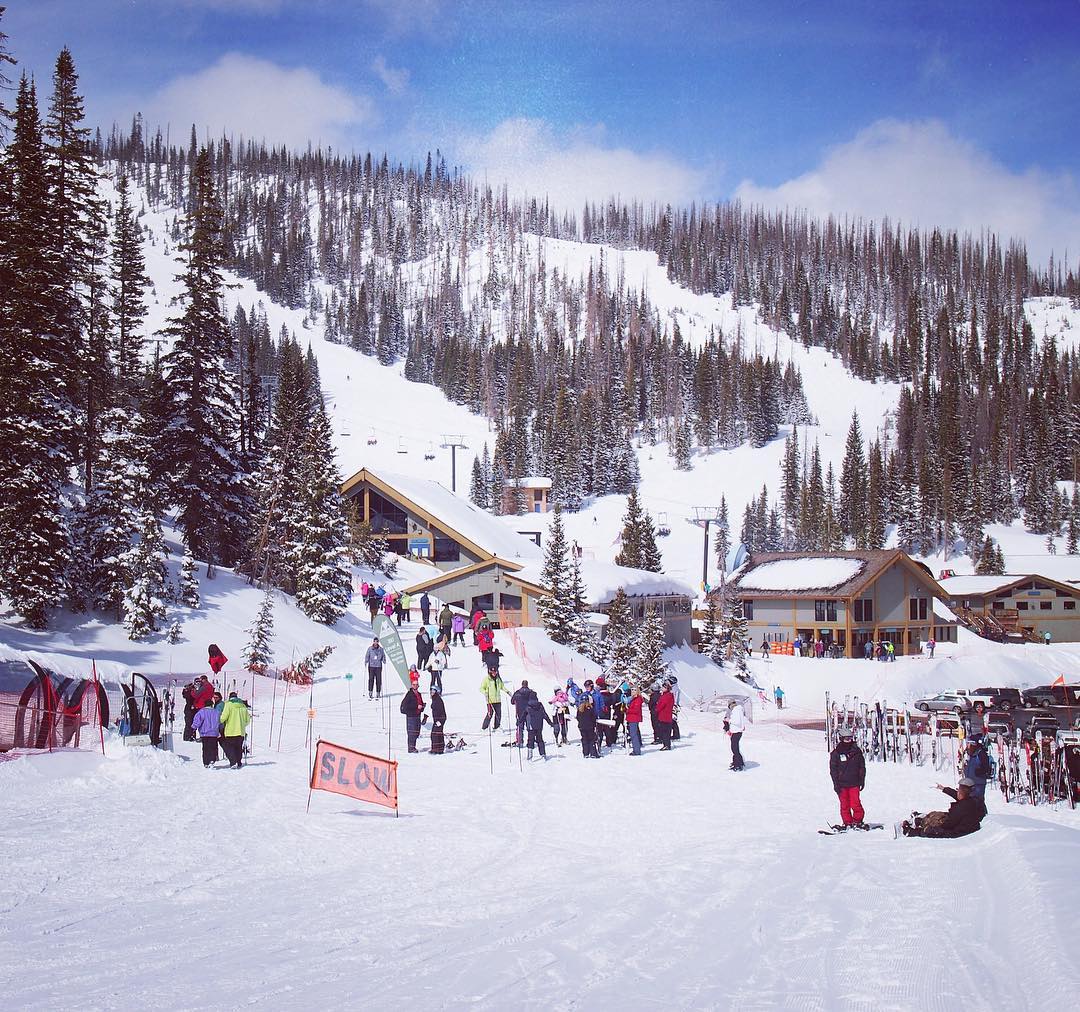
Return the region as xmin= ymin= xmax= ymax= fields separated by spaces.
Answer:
xmin=655 ymin=682 xmax=675 ymax=750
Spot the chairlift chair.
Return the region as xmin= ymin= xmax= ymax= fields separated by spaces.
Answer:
xmin=424 ymin=442 xmax=436 ymax=461
xmin=366 ymin=428 xmax=378 ymax=446
xmin=657 ymin=511 xmax=671 ymax=537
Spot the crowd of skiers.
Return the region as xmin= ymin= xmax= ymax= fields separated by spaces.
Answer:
xmin=181 ymin=645 xmax=251 ymax=769
xmin=360 ymin=581 xmax=414 ymax=627
xmin=830 ymin=724 xmax=989 ymax=837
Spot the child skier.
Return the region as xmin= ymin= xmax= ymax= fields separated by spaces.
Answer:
xmin=549 ymin=686 xmax=571 ymax=745
xmin=829 ymin=726 xmax=866 ymax=829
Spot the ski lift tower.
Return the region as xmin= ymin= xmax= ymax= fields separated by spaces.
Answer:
xmin=440 ymin=435 xmax=469 ymax=493
xmin=689 ymin=505 xmax=723 ymax=593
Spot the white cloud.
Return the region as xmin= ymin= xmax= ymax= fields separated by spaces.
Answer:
xmin=457 ymin=117 xmax=707 ymax=211
xmin=734 ymin=119 xmax=1080 ymax=268
xmin=142 ymin=53 xmax=374 ymax=152
xmin=371 ymin=55 xmax=409 ymax=95
xmin=363 ymin=0 xmax=442 ymax=34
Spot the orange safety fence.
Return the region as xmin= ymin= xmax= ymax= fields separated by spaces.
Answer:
xmin=503 ymin=626 xmax=593 ymax=686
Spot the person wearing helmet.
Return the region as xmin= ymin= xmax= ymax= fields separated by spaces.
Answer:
xmin=829 ymin=727 xmax=866 ymax=829
xmin=962 ymin=737 xmax=991 ymax=799
xmin=549 ymin=686 xmax=571 ymax=746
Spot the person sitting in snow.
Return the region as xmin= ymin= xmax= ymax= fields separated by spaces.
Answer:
xmin=902 ymin=779 xmax=987 ymax=838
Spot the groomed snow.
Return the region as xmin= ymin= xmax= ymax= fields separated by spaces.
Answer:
xmin=739 ymin=558 xmax=865 ymax=592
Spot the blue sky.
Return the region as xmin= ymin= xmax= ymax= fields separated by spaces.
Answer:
xmin=6 ymin=0 xmax=1079 ymax=262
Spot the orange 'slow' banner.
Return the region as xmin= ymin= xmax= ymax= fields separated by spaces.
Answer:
xmin=310 ymin=740 xmax=398 ymax=812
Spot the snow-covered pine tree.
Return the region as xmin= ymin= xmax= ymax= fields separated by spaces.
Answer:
xmin=111 ymin=173 xmax=151 ymax=395
xmin=122 ymin=512 xmax=168 ymax=640
xmin=160 ymin=147 xmax=249 ymax=570
xmin=630 ymin=604 xmax=668 ymax=689
xmin=179 ymin=550 xmax=200 ymax=608
xmin=604 ymin=588 xmax=637 ymax=679
xmin=714 ymin=496 xmax=731 ymax=574
xmin=615 ymin=488 xmax=645 ymax=568
xmin=538 ymin=505 xmax=575 ymax=644
xmin=345 ymin=507 xmax=397 ymax=577
xmin=469 ymin=453 xmax=489 ymax=509
xmin=568 ymin=553 xmax=604 ymax=661
xmin=839 ymin=411 xmax=867 ymax=546
xmin=702 ymin=595 xmax=726 ymax=666
xmin=725 ymin=590 xmax=749 ymax=675
xmin=166 ymin=618 xmax=182 ymax=644
xmin=673 ymin=416 xmax=693 ymax=471
xmin=640 ymin=511 xmax=663 ymax=572
xmin=243 ymin=587 xmax=275 ymax=675
xmin=291 ymin=403 xmax=353 ymax=624
xmin=0 ymin=76 xmax=72 ymax=628
xmin=1068 ymin=489 xmax=1080 ymax=555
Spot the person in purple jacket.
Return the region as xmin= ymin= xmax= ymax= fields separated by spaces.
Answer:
xmin=192 ymin=702 xmax=222 ymax=767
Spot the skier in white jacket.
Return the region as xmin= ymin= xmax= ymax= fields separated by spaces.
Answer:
xmin=725 ymin=699 xmax=746 ymax=771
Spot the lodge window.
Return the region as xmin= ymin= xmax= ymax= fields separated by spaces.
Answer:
xmin=853 ymin=599 xmax=873 ymax=623
xmin=500 ymin=593 xmax=522 ymax=611
xmin=1040 ymin=601 xmax=1052 ymax=611
xmin=1017 ymin=601 xmax=1029 ymax=611
xmin=908 ymin=598 xmax=928 ymax=621
xmin=814 ymin=600 xmax=837 ymax=622
xmin=1066 ymin=601 xmax=1077 ymax=611
xmin=433 ymin=535 xmax=460 ymax=563
xmin=992 ymin=601 xmax=1005 ymax=611
xmin=368 ymin=490 xmax=408 ymax=534
xmin=743 ymin=600 xmax=754 ymax=620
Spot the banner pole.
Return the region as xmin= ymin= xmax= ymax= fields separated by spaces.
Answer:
xmin=92 ymin=660 xmax=105 ymax=756
xmin=277 ymin=680 xmax=289 ymax=752
xmin=348 ymin=675 xmax=353 ymax=728
xmin=489 ymin=725 xmax=493 ymax=775
xmin=268 ymin=669 xmax=279 ymax=748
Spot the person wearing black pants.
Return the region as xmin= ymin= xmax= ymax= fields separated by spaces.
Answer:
xmin=577 ymin=699 xmax=598 ymax=758
xmin=365 ymin=637 xmax=385 ymax=699
xmin=726 ymin=699 xmax=746 ymax=771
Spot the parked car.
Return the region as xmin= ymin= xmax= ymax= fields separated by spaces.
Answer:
xmin=1021 ymin=684 xmax=1080 ymax=708
xmin=984 ymin=710 xmax=1015 ymax=735
xmin=914 ymin=692 xmax=972 ymax=714
xmin=973 ymin=687 xmax=1023 ymax=711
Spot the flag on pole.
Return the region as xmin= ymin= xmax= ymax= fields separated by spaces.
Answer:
xmin=1052 ymin=674 xmax=1066 ymax=687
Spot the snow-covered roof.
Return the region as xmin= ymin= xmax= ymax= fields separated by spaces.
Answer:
xmin=364 ymin=469 xmax=543 ymax=563
xmin=933 ymin=597 xmax=958 ymax=622
xmin=511 ymin=559 xmax=695 ymax=604
xmin=509 ymin=476 xmax=552 ymax=489
xmin=739 ymin=558 xmax=865 ymax=592
xmin=938 ymin=575 xmax=1019 ymax=597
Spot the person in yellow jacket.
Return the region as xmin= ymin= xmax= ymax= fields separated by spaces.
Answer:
xmin=219 ymin=691 xmax=251 ymax=769
xmin=480 ymin=670 xmax=506 ymax=731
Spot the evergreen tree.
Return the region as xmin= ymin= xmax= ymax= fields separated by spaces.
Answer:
xmin=615 ymin=489 xmax=646 ymax=569
xmin=345 ymin=507 xmax=396 ymax=576
xmin=640 ymin=511 xmax=663 ymax=573
xmin=839 ymin=411 xmax=867 ymax=546
xmin=673 ymin=416 xmax=693 ymax=470
xmin=604 ymin=588 xmax=637 ymax=678
xmin=725 ymin=591 xmax=749 ymax=675
xmin=111 ymin=173 xmax=150 ymax=394
xmin=1068 ymin=489 xmax=1080 ymax=555
xmin=469 ymin=452 xmax=489 ymax=509
xmin=630 ymin=604 xmax=668 ymax=689
xmin=122 ymin=512 xmax=168 ymax=640
xmin=291 ymin=403 xmax=353 ymax=624
xmin=713 ymin=496 xmax=731 ymax=575
xmin=179 ymin=550 xmax=200 ymax=608
xmin=0 ymin=76 xmax=71 ymax=628
xmin=244 ymin=587 xmax=275 ymax=675
xmin=702 ymin=595 xmax=726 ymax=667
xmin=538 ymin=505 xmax=575 ymax=644
xmin=160 ymin=147 xmax=249 ymax=568
xmin=166 ymin=618 xmax=183 ymax=644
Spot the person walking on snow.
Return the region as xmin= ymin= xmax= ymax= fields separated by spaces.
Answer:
xmin=219 ymin=691 xmax=250 ymax=769
xmin=480 ymin=669 xmax=506 ymax=730
xmin=626 ymin=686 xmax=645 ymax=756
xmin=420 ymin=592 xmax=431 ymax=626
xmin=416 ymin=626 xmax=434 ymax=671
xmin=829 ymin=727 xmax=866 ymax=828
xmin=525 ymin=695 xmax=553 ymax=759
xmin=438 ymin=603 xmax=453 ymax=643
xmin=192 ymin=700 xmax=222 ymax=767
xmin=399 ymin=673 xmax=425 ymax=753
xmin=550 ymin=687 xmax=571 ymax=745
xmin=511 ymin=680 xmax=535 ymax=747
xmin=451 ymin=611 xmax=467 ymax=646
xmin=427 ymin=650 xmax=446 ymax=694
xmin=926 ymin=637 xmax=936 ymax=659
xmin=365 ymin=637 xmax=386 ymax=699
xmin=725 ymin=699 xmax=746 ymax=770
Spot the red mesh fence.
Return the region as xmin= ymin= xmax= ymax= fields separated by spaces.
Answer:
xmin=0 ymin=679 xmax=105 ymax=755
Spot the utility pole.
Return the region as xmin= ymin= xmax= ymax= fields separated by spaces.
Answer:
xmin=440 ymin=435 xmax=468 ymax=493
xmin=689 ymin=506 xmax=722 ymax=591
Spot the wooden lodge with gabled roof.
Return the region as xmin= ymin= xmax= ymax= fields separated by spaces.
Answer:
xmin=340 ymin=467 xmax=543 ymax=620
xmin=727 ymin=549 xmax=957 ymax=657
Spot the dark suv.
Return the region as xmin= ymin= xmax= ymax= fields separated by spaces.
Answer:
xmin=1022 ymin=685 xmax=1080 ymax=708
xmin=974 ymin=687 xmax=1023 ymax=711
